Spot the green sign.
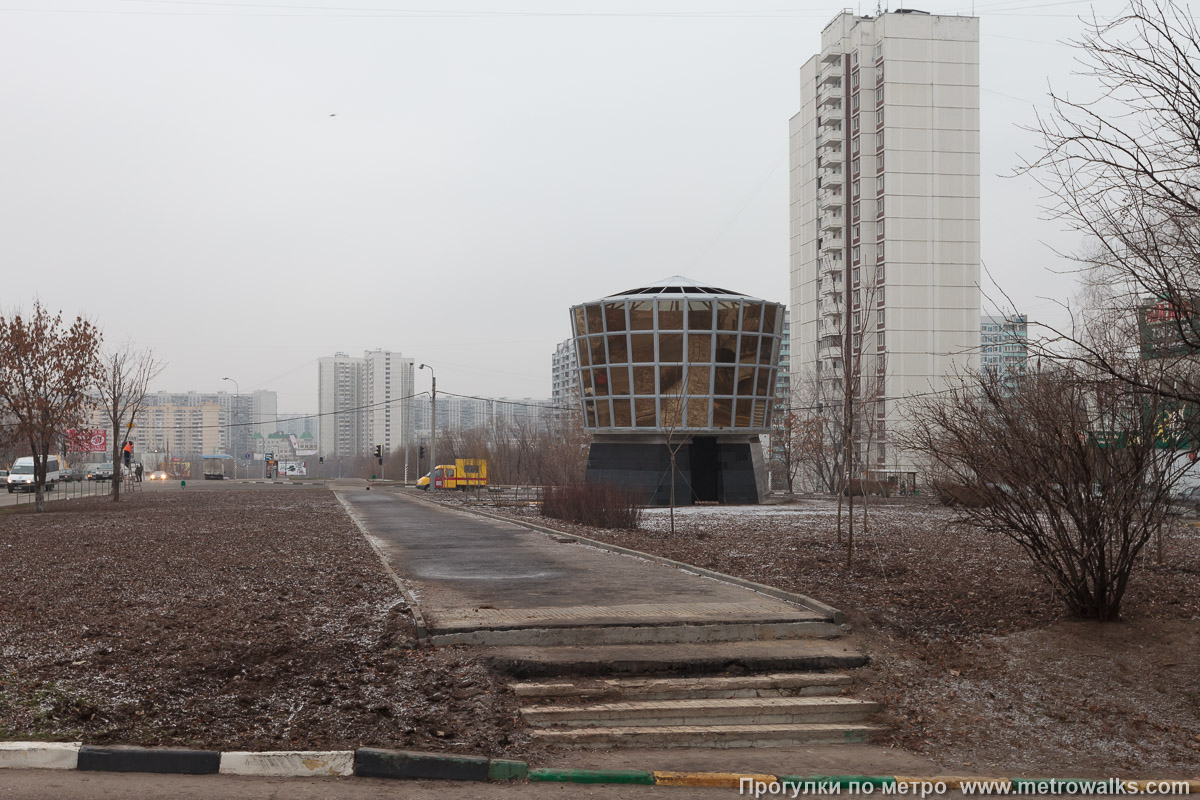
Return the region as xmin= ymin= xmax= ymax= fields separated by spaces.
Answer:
xmin=1138 ymin=298 xmax=1200 ymax=359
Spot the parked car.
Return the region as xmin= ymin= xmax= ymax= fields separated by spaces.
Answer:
xmin=0 ymin=469 xmax=8 ymax=481
xmin=87 ymin=463 xmax=114 ymax=481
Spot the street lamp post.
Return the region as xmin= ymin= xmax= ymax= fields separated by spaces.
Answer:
xmin=419 ymin=363 xmax=436 ymax=491
xmin=222 ymin=377 xmax=239 ymax=479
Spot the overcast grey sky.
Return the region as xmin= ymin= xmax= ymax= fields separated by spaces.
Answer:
xmin=2 ymin=0 xmax=1126 ymax=412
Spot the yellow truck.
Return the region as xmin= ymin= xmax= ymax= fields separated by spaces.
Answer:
xmin=417 ymin=458 xmax=488 ymax=491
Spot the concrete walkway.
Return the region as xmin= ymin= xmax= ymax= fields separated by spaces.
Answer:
xmin=336 ymin=489 xmax=831 ymax=646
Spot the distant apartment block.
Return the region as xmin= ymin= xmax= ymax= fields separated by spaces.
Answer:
xmin=981 ymin=313 xmax=1028 ymax=384
xmin=412 ymin=395 xmax=557 ymax=440
xmin=317 ymin=350 xmax=414 ymax=458
xmin=276 ymin=412 xmax=319 ymax=439
xmin=769 ymin=309 xmax=793 ymax=467
xmin=552 ymin=338 xmax=581 ymax=411
xmin=88 ymin=398 xmax=225 ymax=458
xmin=789 ymin=9 xmax=981 ymax=474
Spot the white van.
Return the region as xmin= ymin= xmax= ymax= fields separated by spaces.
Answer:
xmin=7 ymin=456 xmax=61 ymax=493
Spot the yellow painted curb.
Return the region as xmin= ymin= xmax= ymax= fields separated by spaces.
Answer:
xmin=653 ymin=771 xmax=778 ymax=788
xmin=1126 ymin=779 xmax=1200 ymax=792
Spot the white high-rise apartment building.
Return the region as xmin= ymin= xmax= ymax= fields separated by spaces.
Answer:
xmin=318 ymin=350 xmax=414 ymax=458
xmin=551 ymin=338 xmax=580 ymax=410
xmin=789 ymin=9 xmax=980 ymax=474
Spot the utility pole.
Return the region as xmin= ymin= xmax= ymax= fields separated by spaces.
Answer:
xmin=222 ymin=377 xmax=239 ymax=479
xmin=420 ymin=364 xmax=436 ymax=491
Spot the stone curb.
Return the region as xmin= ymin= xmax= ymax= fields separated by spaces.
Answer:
xmin=400 ymin=490 xmax=845 ymax=624
xmin=77 ymin=745 xmax=220 ymax=774
xmin=219 ymin=750 xmax=354 ymax=777
xmin=2 ymin=743 xmax=1198 ymax=790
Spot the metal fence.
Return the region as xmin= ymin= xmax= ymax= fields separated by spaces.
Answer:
xmin=6 ymin=475 xmax=142 ymax=506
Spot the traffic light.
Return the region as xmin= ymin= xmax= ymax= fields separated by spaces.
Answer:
xmin=374 ymin=444 xmax=383 ymax=458
xmin=419 ymin=445 xmax=426 ymax=459
xmin=319 ymin=456 xmax=324 ymax=464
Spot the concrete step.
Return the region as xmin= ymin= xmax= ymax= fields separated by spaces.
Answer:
xmin=513 ymin=672 xmax=854 ymax=702
xmin=488 ymin=640 xmax=867 ymax=678
xmin=427 ymin=620 xmax=841 ymax=647
xmin=522 ymin=696 xmax=879 ymax=728
xmin=529 ymin=722 xmax=886 ymax=749
xmin=428 ymin=601 xmax=826 ymax=632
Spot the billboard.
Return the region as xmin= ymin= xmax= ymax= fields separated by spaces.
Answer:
xmin=66 ymin=428 xmax=108 ymax=453
xmin=1138 ymin=298 xmax=1200 ymax=359
xmin=289 ymin=434 xmax=318 ymax=456
xmin=279 ymin=460 xmax=307 ymax=477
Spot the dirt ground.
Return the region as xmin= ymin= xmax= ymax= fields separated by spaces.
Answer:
xmin=450 ymin=494 xmax=1200 ymax=776
xmin=0 ymin=488 xmax=526 ymax=755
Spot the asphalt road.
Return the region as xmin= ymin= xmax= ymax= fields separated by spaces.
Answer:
xmin=0 ymin=770 xmax=733 ymax=799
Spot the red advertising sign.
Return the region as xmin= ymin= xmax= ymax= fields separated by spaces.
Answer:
xmin=66 ymin=428 xmax=108 ymax=453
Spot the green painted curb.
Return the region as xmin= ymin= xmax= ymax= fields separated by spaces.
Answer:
xmin=529 ymin=768 xmax=656 ymax=785
xmin=780 ymin=775 xmax=897 ymax=789
xmin=488 ymin=759 xmax=528 ymax=781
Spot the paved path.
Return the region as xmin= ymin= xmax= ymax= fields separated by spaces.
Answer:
xmin=336 ymin=489 xmax=821 ymax=638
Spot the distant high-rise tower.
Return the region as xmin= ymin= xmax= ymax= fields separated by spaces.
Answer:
xmin=552 ymin=339 xmax=581 ymax=410
xmin=789 ymin=9 xmax=981 ymax=475
xmin=318 ymin=350 xmax=414 ymax=458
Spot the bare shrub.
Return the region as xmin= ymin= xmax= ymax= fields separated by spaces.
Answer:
xmin=904 ymin=366 xmax=1192 ymax=621
xmin=541 ymin=482 xmax=643 ymax=530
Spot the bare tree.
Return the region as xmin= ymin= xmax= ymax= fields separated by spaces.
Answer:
xmin=814 ymin=267 xmax=888 ymax=564
xmin=96 ymin=343 xmax=164 ymax=502
xmin=1022 ymin=0 xmax=1200 ymax=399
xmin=905 ymin=364 xmax=1189 ymax=620
xmin=789 ymin=368 xmax=845 ymax=494
xmin=658 ymin=382 xmax=689 ymax=536
xmin=0 ymin=302 xmax=103 ymax=511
